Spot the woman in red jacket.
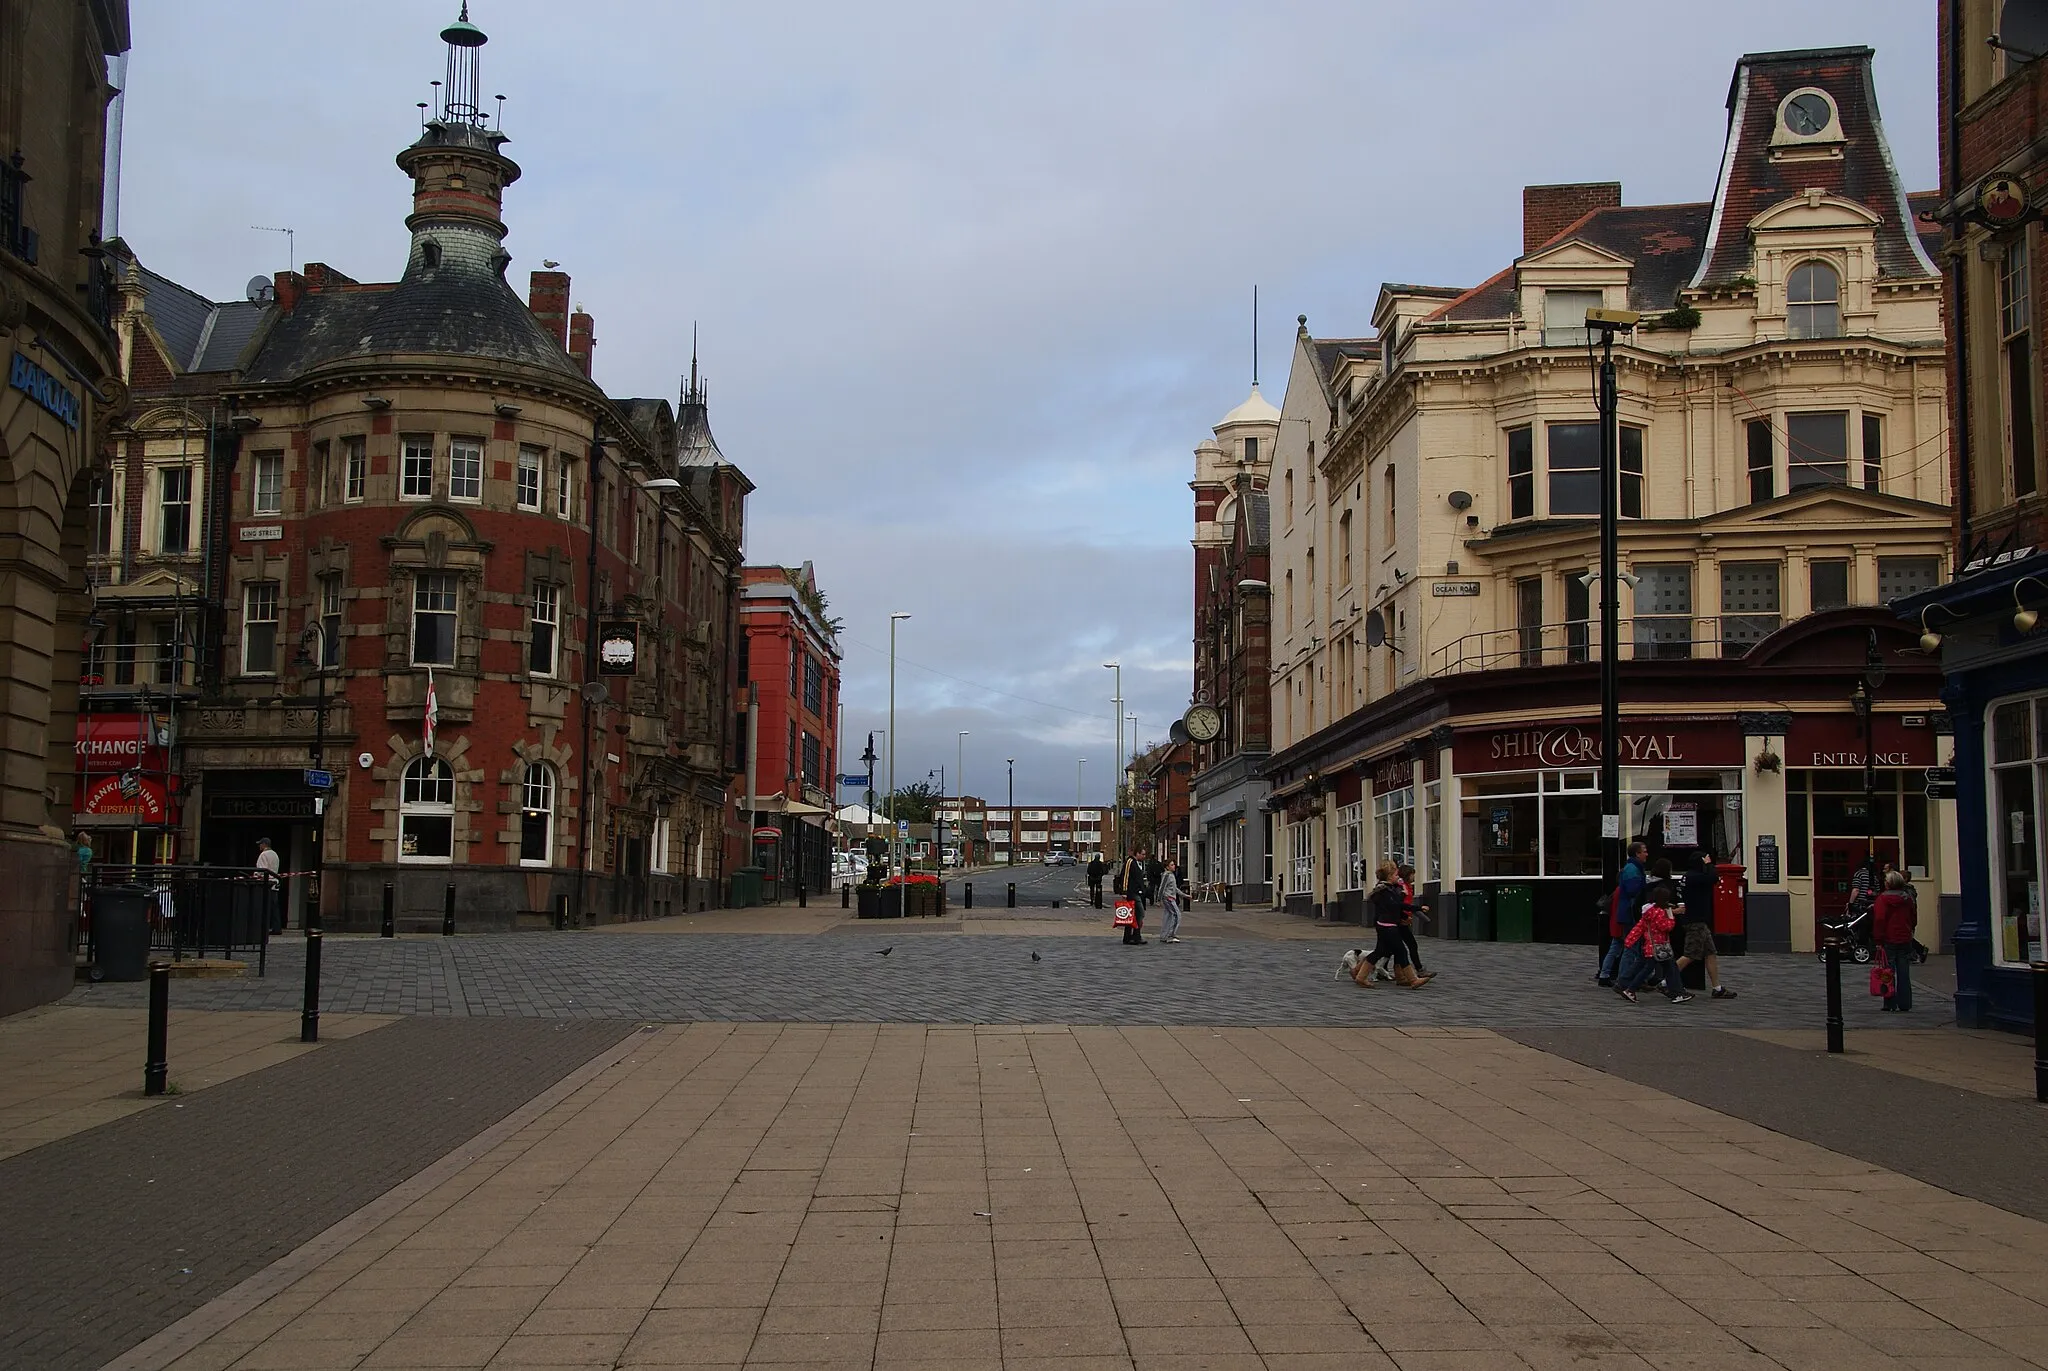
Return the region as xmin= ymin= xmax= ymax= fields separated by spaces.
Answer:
xmin=1871 ymin=870 xmax=1918 ymax=1012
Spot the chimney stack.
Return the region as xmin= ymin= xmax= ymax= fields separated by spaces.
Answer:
xmin=528 ymin=270 xmax=570 ymax=349
xmin=273 ymin=270 xmax=307 ymax=315
xmin=1522 ymin=182 xmax=1622 ymax=256
xmin=568 ymin=308 xmax=594 ymax=378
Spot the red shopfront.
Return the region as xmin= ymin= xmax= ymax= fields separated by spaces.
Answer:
xmin=74 ymin=712 xmax=182 ymax=863
xmin=1781 ymin=713 xmax=1942 ymax=944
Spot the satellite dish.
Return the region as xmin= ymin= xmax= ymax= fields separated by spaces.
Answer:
xmin=1364 ymin=609 xmax=1387 ymax=648
xmin=1999 ymin=0 xmax=2048 ymax=62
xmin=245 ymin=274 xmax=275 ymax=303
xmin=1169 ymin=720 xmax=1190 ymax=745
xmin=1447 ymin=490 xmax=1473 ymax=511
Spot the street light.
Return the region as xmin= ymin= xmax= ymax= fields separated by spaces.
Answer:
xmin=1104 ymin=662 xmax=1122 ymax=854
xmin=1078 ymin=759 xmax=1086 ymax=810
xmin=1585 ymin=306 xmax=1638 ymax=960
xmin=293 ymin=624 xmax=333 ymax=932
xmin=889 ymin=613 xmax=910 ymax=916
xmin=958 ymin=731 xmax=969 ymax=865
xmin=1006 ymin=757 xmax=1015 ymax=864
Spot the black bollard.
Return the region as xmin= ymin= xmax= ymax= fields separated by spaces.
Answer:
xmin=442 ymin=882 xmax=456 ymax=937
xmin=840 ymin=882 xmax=850 ymax=908
xmin=797 ymin=879 xmax=807 ymax=908
xmin=301 ymin=929 xmax=322 ymax=1043
xmin=555 ymin=893 xmax=569 ymax=931
xmin=1006 ymin=882 xmax=1016 ymax=908
xmin=144 ymin=963 xmax=168 ymax=1097
xmin=1823 ymin=939 xmax=1844 ymax=1055
xmin=1223 ymin=887 xmax=1233 ymax=912
xmin=2033 ymin=962 xmax=2048 ymax=1104
xmin=965 ymin=882 xmax=973 ymax=909
xmin=381 ymin=881 xmax=395 ymax=939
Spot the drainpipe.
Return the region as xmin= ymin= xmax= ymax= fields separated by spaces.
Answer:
xmin=1949 ymin=0 xmax=1974 ymax=551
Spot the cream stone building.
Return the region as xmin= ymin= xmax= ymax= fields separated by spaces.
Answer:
xmin=1264 ymin=47 xmax=1958 ymax=953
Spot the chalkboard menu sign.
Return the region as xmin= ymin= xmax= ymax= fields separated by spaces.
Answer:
xmin=1754 ymin=835 xmax=1781 ymax=885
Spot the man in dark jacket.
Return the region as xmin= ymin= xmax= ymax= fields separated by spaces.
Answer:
xmin=1674 ymin=849 xmax=1735 ymax=999
xmin=1086 ymin=855 xmax=1107 ymax=907
xmin=1115 ymin=846 xmax=1151 ymax=944
xmin=1599 ymin=841 xmax=1650 ymax=986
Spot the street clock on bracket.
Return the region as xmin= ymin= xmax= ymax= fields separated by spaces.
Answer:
xmin=1182 ymin=703 xmax=1224 ymax=743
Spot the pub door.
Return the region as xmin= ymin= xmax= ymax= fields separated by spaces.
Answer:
xmin=1812 ymin=837 xmax=1898 ymax=945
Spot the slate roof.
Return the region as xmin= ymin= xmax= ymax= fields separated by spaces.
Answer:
xmin=676 ymin=390 xmax=725 ymax=469
xmin=240 ymin=224 xmax=589 ymax=386
xmin=1690 ymin=46 xmax=1937 ymax=287
xmin=1309 ymin=338 xmax=1377 ymax=385
xmin=1244 ymin=491 xmax=1271 ymax=550
xmin=135 ymin=267 xmax=271 ymax=373
xmin=1435 ymin=203 xmax=1713 ymax=322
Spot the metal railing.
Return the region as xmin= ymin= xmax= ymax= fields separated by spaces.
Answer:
xmin=85 ymin=864 xmax=273 ymax=973
xmin=1428 ymin=615 xmax=1781 ymax=677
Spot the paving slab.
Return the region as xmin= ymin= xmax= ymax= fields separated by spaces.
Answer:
xmin=105 ymin=1024 xmax=2048 ymax=1371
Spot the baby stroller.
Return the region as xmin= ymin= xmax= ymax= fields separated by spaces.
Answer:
xmin=1815 ymin=894 xmax=1878 ymax=964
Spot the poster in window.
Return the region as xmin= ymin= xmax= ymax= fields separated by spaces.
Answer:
xmin=1664 ymin=802 xmax=1697 ymax=847
xmin=1486 ymin=805 xmax=1513 ymax=853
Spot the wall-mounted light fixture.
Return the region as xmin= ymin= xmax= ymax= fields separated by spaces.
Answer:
xmin=2014 ymin=576 xmax=2048 ymax=634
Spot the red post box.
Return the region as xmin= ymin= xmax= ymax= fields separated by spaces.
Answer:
xmin=1713 ymin=862 xmax=1747 ymax=941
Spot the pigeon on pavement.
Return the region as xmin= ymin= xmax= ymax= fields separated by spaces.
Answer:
xmin=875 ymin=947 xmax=893 ymax=956
xmin=1030 ymin=951 xmax=1041 ymax=962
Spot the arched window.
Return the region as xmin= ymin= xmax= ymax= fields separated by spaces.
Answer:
xmin=1787 ymin=261 xmax=1841 ymax=339
xmin=399 ymin=755 xmax=455 ymax=863
xmin=519 ymin=762 xmax=555 ymax=865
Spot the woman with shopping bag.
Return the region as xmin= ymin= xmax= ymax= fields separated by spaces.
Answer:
xmin=1871 ymin=871 xmax=1917 ymax=1012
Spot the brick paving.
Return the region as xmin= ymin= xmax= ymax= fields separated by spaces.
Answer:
xmin=0 ymin=1017 xmax=632 ymax=1371
xmin=61 ymin=932 xmax=1946 ymax=1029
xmin=143 ymin=1023 xmax=2048 ymax=1371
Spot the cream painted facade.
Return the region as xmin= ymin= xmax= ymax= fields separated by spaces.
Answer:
xmin=1263 ymin=47 xmax=1963 ymax=953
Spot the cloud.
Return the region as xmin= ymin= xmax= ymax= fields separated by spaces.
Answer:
xmin=120 ymin=0 xmax=1936 ymax=801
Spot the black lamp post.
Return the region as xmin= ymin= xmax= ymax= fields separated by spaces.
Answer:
xmin=1006 ymin=758 xmax=1015 ymax=865
xmin=296 ymin=625 xmax=331 ymax=932
xmin=1586 ymin=309 xmax=1636 ymax=951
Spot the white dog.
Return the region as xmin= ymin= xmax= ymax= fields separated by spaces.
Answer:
xmin=1335 ymin=948 xmax=1365 ymax=981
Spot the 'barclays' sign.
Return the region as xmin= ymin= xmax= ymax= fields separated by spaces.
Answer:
xmin=9 ymin=351 xmax=81 ymax=430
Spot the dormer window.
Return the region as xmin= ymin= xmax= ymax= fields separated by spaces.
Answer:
xmin=1543 ymin=290 xmax=1602 ymax=347
xmin=1787 ymin=261 xmax=1841 ymax=339
xmin=1772 ymin=87 xmax=1844 ymax=150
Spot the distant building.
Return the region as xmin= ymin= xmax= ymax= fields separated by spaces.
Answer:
xmin=740 ymin=561 xmax=841 ymax=895
xmin=1266 ymin=47 xmax=1955 ymax=945
xmin=0 ymin=0 xmax=129 ymax=1015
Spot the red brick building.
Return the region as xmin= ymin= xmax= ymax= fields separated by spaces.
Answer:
xmin=87 ymin=10 xmax=750 ymax=927
xmin=739 ymin=562 xmax=840 ymax=895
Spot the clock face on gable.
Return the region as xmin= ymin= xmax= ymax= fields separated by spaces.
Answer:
xmin=1784 ymin=91 xmax=1832 ymax=137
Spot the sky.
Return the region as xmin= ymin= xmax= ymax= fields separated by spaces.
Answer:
xmin=120 ymin=1 xmax=1936 ymax=807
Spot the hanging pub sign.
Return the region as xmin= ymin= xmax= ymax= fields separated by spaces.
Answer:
xmin=597 ymin=620 xmax=639 ymax=676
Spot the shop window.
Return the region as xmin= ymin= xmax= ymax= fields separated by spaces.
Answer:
xmin=1877 ymin=557 xmax=1940 ymax=605
xmin=519 ymin=761 xmax=554 ymax=865
xmin=1632 ymin=563 xmax=1693 ymax=659
xmin=1989 ymin=695 xmax=2044 ymax=963
xmin=516 ymin=446 xmax=543 ymax=510
xmin=252 ymin=451 xmax=284 ymax=516
xmin=1564 ymin=568 xmax=1590 ymax=663
xmin=1507 ymin=426 xmax=1533 ymax=519
xmin=1515 ymin=576 xmax=1544 ymax=666
xmin=1788 ymin=412 xmax=1849 ymax=489
xmin=1622 ymin=769 xmax=1745 ymax=863
xmin=343 ymin=436 xmax=366 ymax=502
xmin=1423 ymin=781 xmax=1443 ymax=884
xmin=1543 ymin=289 xmax=1601 ymax=348
xmin=1809 ymin=559 xmax=1850 ymax=612
xmin=1747 ymin=419 xmax=1774 ymax=503
xmin=400 ymin=755 xmax=456 ymax=863
xmin=1288 ymin=820 xmax=1313 ymax=896
xmin=1720 ymin=561 xmax=1782 ymax=656
xmin=242 ymin=582 xmax=279 ymax=676
xmin=411 ymin=573 xmax=458 ymax=666
xmin=158 ymin=465 xmax=193 ymax=554
xmin=449 ymin=439 xmax=483 ymax=502
xmin=1373 ymin=787 xmax=1414 ymax=875
xmin=319 ymin=574 xmax=343 ymax=668
xmin=401 ymin=435 xmax=434 ymax=500
xmin=1786 ymin=261 xmax=1841 ymax=339
xmin=2002 ymin=239 xmax=2038 ymax=499
xmin=528 ymin=584 xmax=559 ymax=676
xmin=1862 ymin=414 xmax=1883 ymax=491
xmin=1463 ymin=777 xmax=1539 ymax=877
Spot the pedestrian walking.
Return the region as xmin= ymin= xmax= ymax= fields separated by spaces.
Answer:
xmin=1158 ymin=860 xmax=1184 ymax=942
xmin=1115 ymin=845 xmax=1150 ymax=945
xmin=1674 ymin=849 xmax=1736 ymax=999
xmin=1599 ymin=841 xmax=1650 ymax=986
xmin=1615 ymin=883 xmax=1691 ymax=1003
xmin=1397 ymin=863 xmax=1430 ymax=976
xmin=255 ymin=836 xmax=284 ymax=932
xmin=1087 ymin=854 xmax=1106 ymax=906
xmin=1355 ymin=863 xmax=1433 ymax=987
xmin=1873 ymin=870 xmax=1918 ymax=1012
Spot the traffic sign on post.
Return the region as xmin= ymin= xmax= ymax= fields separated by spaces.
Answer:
xmin=1926 ymin=780 xmax=1958 ymax=800
xmin=304 ymin=769 xmax=335 ymax=790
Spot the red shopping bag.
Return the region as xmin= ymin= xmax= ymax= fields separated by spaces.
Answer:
xmin=1868 ymin=949 xmax=1895 ymax=998
xmin=1112 ymin=900 xmax=1138 ymax=928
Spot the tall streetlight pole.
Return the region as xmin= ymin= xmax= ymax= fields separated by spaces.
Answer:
xmin=889 ymin=612 xmax=910 ymax=916
xmin=1078 ymin=759 xmax=1086 ymax=809
xmin=1006 ymin=758 xmax=1015 ymax=865
xmin=1586 ymin=307 xmax=1637 ymax=955
xmin=1104 ymin=662 xmax=1122 ymax=855
xmin=957 ymin=730 xmax=969 ymax=865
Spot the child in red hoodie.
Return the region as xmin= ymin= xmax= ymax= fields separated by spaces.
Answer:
xmin=1616 ymin=884 xmax=1693 ymax=1003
